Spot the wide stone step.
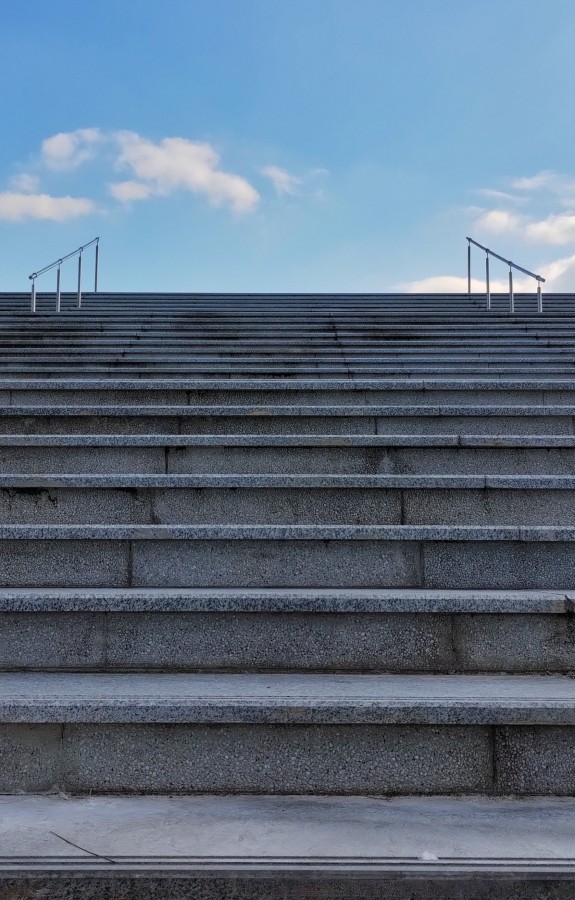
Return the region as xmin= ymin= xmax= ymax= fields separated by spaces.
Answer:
xmin=2 ymin=433 xmax=575 ymax=474
xmin=2 ymin=377 xmax=575 ymax=406
xmin=0 ymin=474 xmax=573 ymax=525
xmin=1 ymin=673 xmax=574 ymax=794
xmin=0 ymin=524 xmax=573 ymax=588
xmin=1 ymin=794 xmax=574 ymax=899
xmin=2 ymin=365 xmax=575 ymax=378
xmin=0 ymin=404 xmax=573 ymax=434
xmin=0 ymin=588 xmax=572 ymax=674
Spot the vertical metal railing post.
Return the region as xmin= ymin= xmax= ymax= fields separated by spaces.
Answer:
xmin=77 ymin=249 xmax=83 ymax=309
xmin=467 ymin=240 xmax=471 ymax=295
xmin=537 ymin=279 xmax=543 ymax=313
xmin=94 ymin=238 xmax=99 ymax=292
xmin=30 ymin=278 xmax=36 ymax=313
xmin=485 ymin=254 xmax=491 ymax=311
xmin=509 ymin=265 xmax=514 ymax=313
xmin=56 ymin=264 xmax=61 ymax=313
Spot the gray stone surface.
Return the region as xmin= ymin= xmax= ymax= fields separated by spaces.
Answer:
xmin=0 ymin=724 xmax=61 ymax=791
xmin=0 ymin=540 xmax=129 ymax=587
xmin=61 ymin=723 xmax=490 ymax=793
xmin=105 ymin=611 xmax=454 ymax=671
xmin=455 ymin=614 xmax=575 ymax=672
xmin=0 ymin=613 xmax=106 ymax=669
xmin=131 ymin=538 xmax=421 ymax=588
xmin=496 ymin=726 xmax=575 ymax=794
xmin=423 ymin=541 xmax=575 ymax=590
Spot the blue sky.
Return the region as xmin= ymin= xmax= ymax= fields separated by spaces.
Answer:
xmin=2 ymin=0 xmax=575 ymax=293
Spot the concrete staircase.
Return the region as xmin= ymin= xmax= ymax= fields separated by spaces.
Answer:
xmin=2 ymin=292 xmax=575 ymax=898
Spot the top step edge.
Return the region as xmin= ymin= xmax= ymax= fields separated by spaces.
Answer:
xmin=2 ymin=378 xmax=575 ymax=391
xmin=0 ymin=587 xmax=568 ymax=613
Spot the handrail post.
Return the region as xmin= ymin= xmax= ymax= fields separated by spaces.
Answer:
xmin=94 ymin=238 xmax=99 ymax=293
xmin=56 ymin=264 xmax=61 ymax=313
xmin=485 ymin=254 xmax=491 ymax=311
xmin=77 ymin=249 xmax=83 ymax=309
xmin=537 ymin=279 xmax=543 ymax=313
xmin=467 ymin=240 xmax=471 ymax=295
xmin=509 ymin=265 xmax=514 ymax=314
xmin=30 ymin=278 xmax=36 ymax=314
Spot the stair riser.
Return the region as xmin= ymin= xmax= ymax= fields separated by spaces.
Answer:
xmin=3 ymin=445 xmax=575 ymax=475
xmin=0 ymin=876 xmax=568 ymax=900
xmin=0 ymin=538 xmax=573 ymax=588
xmin=1 ymin=611 xmax=573 ymax=673
xmin=0 ymin=722 xmax=571 ymax=795
xmin=0 ymin=414 xmax=572 ymax=434
xmin=0 ymin=486 xmax=573 ymax=525
xmin=7 ymin=389 xmax=575 ymax=405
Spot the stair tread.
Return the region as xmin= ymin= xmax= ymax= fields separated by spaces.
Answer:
xmin=2 ymin=672 xmax=575 ymax=724
xmin=1 ymin=794 xmax=575 ymax=875
xmin=0 ymin=586 xmax=569 ymax=612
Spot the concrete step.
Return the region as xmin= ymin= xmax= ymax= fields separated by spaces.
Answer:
xmin=2 ymin=433 xmax=575 ymax=474
xmin=0 ymin=672 xmax=574 ymax=794
xmin=2 ymin=377 xmax=575 ymax=406
xmin=1 ymin=794 xmax=575 ymax=898
xmin=0 ymin=474 xmax=573 ymax=525
xmin=0 ymin=588 xmax=573 ymax=674
xmin=0 ymin=524 xmax=573 ymax=588
xmin=0 ymin=404 xmax=572 ymax=434
xmin=3 ymin=366 xmax=575 ymax=379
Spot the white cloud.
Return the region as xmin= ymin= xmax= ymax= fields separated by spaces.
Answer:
xmin=108 ymin=180 xmax=153 ymax=202
xmin=539 ymin=252 xmax=575 ymax=285
xmin=0 ymin=192 xmax=95 ymax=222
xmin=9 ymin=173 xmax=40 ymax=193
xmin=400 ymin=273 xmax=536 ymax=293
xmin=260 ymin=165 xmax=302 ymax=197
xmin=41 ymin=128 xmax=104 ymax=171
xmin=511 ymin=170 xmax=575 ymax=206
xmin=399 ymin=275 xmax=517 ymax=293
xmin=474 ymin=208 xmax=522 ymax=235
xmin=526 ymin=213 xmax=575 ymax=245
xmin=114 ymin=132 xmax=259 ymax=212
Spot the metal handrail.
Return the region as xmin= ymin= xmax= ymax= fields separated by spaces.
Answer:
xmin=29 ymin=237 xmax=100 ymax=313
xmin=466 ymin=236 xmax=545 ymax=313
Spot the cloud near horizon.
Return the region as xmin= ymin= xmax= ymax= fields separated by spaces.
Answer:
xmin=401 ymin=251 xmax=575 ymax=294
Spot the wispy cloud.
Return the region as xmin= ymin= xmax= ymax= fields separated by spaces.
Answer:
xmin=525 ymin=213 xmax=575 ymax=245
xmin=41 ymin=128 xmax=104 ymax=171
xmin=260 ymin=165 xmax=302 ymax=197
xmin=0 ymin=192 xmax=95 ymax=222
xmin=8 ymin=173 xmax=40 ymax=193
